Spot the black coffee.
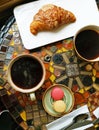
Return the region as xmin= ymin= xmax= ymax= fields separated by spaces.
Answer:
xmin=75 ymin=29 xmax=99 ymax=60
xmin=11 ymin=56 xmax=43 ymax=89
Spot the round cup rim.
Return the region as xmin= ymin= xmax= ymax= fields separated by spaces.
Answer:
xmin=73 ymin=25 xmax=99 ymax=62
xmin=7 ymin=54 xmax=46 ymax=93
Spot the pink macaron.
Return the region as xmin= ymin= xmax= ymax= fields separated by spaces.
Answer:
xmin=51 ymin=86 xmax=64 ymax=100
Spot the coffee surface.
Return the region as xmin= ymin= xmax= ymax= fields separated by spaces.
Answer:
xmin=75 ymin=29 xmax=99 ymax=60
xmin=11 ymin=56 xmax=43 ymax=89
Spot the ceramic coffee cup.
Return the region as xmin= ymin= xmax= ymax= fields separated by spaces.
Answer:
xmin=7 ymin=54 xmax=46 ymax=100
xmin=73 ymin=25 xmax=99 ymax=62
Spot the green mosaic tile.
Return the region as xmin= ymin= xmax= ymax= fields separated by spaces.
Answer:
xmin=0 ymin=77 xmax=6 ymax=86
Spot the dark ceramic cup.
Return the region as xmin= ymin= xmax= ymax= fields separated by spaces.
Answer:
xmin=73 ymin=25 xmax=99 ymax=62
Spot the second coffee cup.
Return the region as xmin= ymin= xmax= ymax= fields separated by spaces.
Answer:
xmin=7 ymin=54 xmax=46 ymax=100
xmin=73 ymin=25 xmax=99 ymax=62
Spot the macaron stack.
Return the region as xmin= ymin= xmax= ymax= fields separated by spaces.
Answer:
xmin=51 ymin=85 xmax=66 ymax=113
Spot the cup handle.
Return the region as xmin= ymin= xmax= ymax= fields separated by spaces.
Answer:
xmin=30 ymin=93 xmax=36 ymax=101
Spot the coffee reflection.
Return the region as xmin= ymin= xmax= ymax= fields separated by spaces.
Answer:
xmin=75 ymin=30 xmax=99 ymax=60
xmin=7 ymin=54 xmax=46 ymax=94
xmin=11 ymin=56 xmax=43 ymax=89
xmin=73 ymin=25 xmax=99 ymax=62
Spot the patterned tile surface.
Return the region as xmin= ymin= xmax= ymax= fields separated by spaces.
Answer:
xmin=0 ymin=22 xmax=99 ymax=129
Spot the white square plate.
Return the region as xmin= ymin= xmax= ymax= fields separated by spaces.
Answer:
xmin=14 ymin=0 xmax=99 ymax=50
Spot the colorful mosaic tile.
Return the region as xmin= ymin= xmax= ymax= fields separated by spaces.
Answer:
xmin=0 ymin=21 xmax=99 ymax=130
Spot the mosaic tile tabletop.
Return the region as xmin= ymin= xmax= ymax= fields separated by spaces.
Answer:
xmin=0 ymin=22 xmax=99 ymax=130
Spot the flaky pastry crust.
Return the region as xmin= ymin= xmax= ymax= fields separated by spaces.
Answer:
xmin=30 ymin=4 xmax=76 ymax=35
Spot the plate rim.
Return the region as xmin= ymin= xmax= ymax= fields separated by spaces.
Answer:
xmin=42 ymin=84 xmax=75 ymax=117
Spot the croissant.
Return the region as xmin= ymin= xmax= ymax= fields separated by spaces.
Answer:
xmin=30 ymin=4 xmax=76 ymax=35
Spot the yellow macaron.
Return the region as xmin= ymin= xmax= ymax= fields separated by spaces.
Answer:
xmin=53 ymin=100 xmax=66 ymax=113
